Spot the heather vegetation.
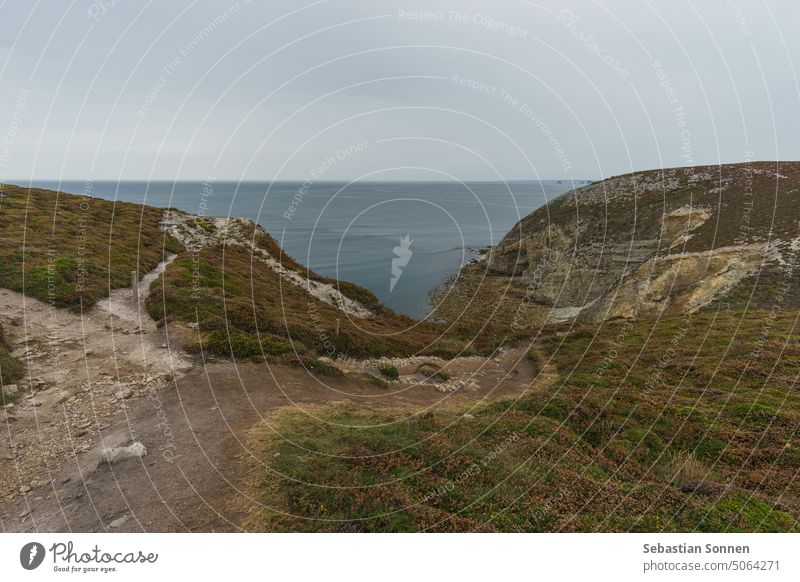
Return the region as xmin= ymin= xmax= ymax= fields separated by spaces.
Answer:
xmin=243 ymin=310 xmax=799 ymax=532
xmin=0 ymin=183 xmax=182 ymax=309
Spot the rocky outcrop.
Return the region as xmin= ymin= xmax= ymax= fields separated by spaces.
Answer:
xmin=485 ymin=162 xmax=800 ymax=324
xmin=160 ymin=212 xmax=373 ymax=318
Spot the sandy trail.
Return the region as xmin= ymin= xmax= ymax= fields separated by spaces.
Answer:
xmin=0 ymin=336 xmax=550 ymax=532
xmin=0 ymin=255 xmax=193 ymax=527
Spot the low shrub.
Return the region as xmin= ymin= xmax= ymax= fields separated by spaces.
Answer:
xmin=377 ymin=363 xmax=399 ymax=380
xmin=415 ymin=362 xmax=450 ymax=382
xmin=201 ymin=330 xmax=293 ymax=359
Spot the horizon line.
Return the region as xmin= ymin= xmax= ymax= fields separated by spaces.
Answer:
xmin=7 ymin=177 xmax=596 ymax=184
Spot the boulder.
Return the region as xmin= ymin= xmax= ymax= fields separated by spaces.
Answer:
xmin=102 ymin=442 xmax=147 ymax=464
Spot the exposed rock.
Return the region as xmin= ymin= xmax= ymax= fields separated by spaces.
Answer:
xmin=109 ymin=515 xmax=129 ymax=528
xmin=2 ymin=384 xmax=18 ymax=397
xmin=102 ymin=442 xmax=147 ymax=464
xmin=483 ymin=163 xmax=800 ymax=326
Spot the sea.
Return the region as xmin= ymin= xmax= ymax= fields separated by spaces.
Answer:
xmin=26 ymin=180 xmax=580 ymax=318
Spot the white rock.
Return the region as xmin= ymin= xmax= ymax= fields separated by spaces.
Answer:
xmin=115 ymin=388 xmax=132 ymax=400
xmin=109 ymin=515 xmax=128 ymax=528
xmin=462 ymin=413 xmax=475 ymax=421
xmin=103 ymin=442 xmax=147 ymax=464
xmin=2 ymin=384 xmax=18 ymax=397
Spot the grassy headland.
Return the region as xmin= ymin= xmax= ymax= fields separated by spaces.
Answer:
xmin=0 ymin=183 xmax=183 ymax=309
xmin=145 ymin=215 xmax=483 ymax=362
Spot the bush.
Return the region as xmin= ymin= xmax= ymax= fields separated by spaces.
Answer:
xmin=659 ymin=450 xmax=710 ymax=488
xmin=202 ymin=330 xmax=293 ymax=359
xmin=415 ymin=362 xmax=450 ymax=382
xmin=377 ymin=363 xmax=399 ymax=380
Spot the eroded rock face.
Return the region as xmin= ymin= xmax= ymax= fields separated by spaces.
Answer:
xmin=580 ymin=243 xmax=776 ymax=322
xmin=485 ymin=163 xmax=800 ymax=325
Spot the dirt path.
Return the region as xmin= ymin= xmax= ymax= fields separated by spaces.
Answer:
xmin=0 ymin=253 xmax=555 ymax=532
xmin=0 ymin=255 xmax=193 ymax=529
xmin=1 ymin=343 xmax=552 ymax=532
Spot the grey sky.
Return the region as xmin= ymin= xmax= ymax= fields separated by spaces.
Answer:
xmin=0 ymin=0 xmax=798 ymax=181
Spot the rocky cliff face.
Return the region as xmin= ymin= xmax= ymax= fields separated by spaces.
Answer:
xmin=487 ymin=162 xmax=800 ymax=323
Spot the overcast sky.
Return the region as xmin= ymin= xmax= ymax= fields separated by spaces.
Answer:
xmin=0 ymin=0 xmax=798 ymax=181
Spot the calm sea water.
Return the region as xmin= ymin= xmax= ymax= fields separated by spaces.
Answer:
xmin=27 ymin=180 xmax=578 ymax=318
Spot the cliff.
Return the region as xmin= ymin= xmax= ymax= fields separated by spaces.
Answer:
xmin=484 ymin=162 xmax=800 ymax=324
